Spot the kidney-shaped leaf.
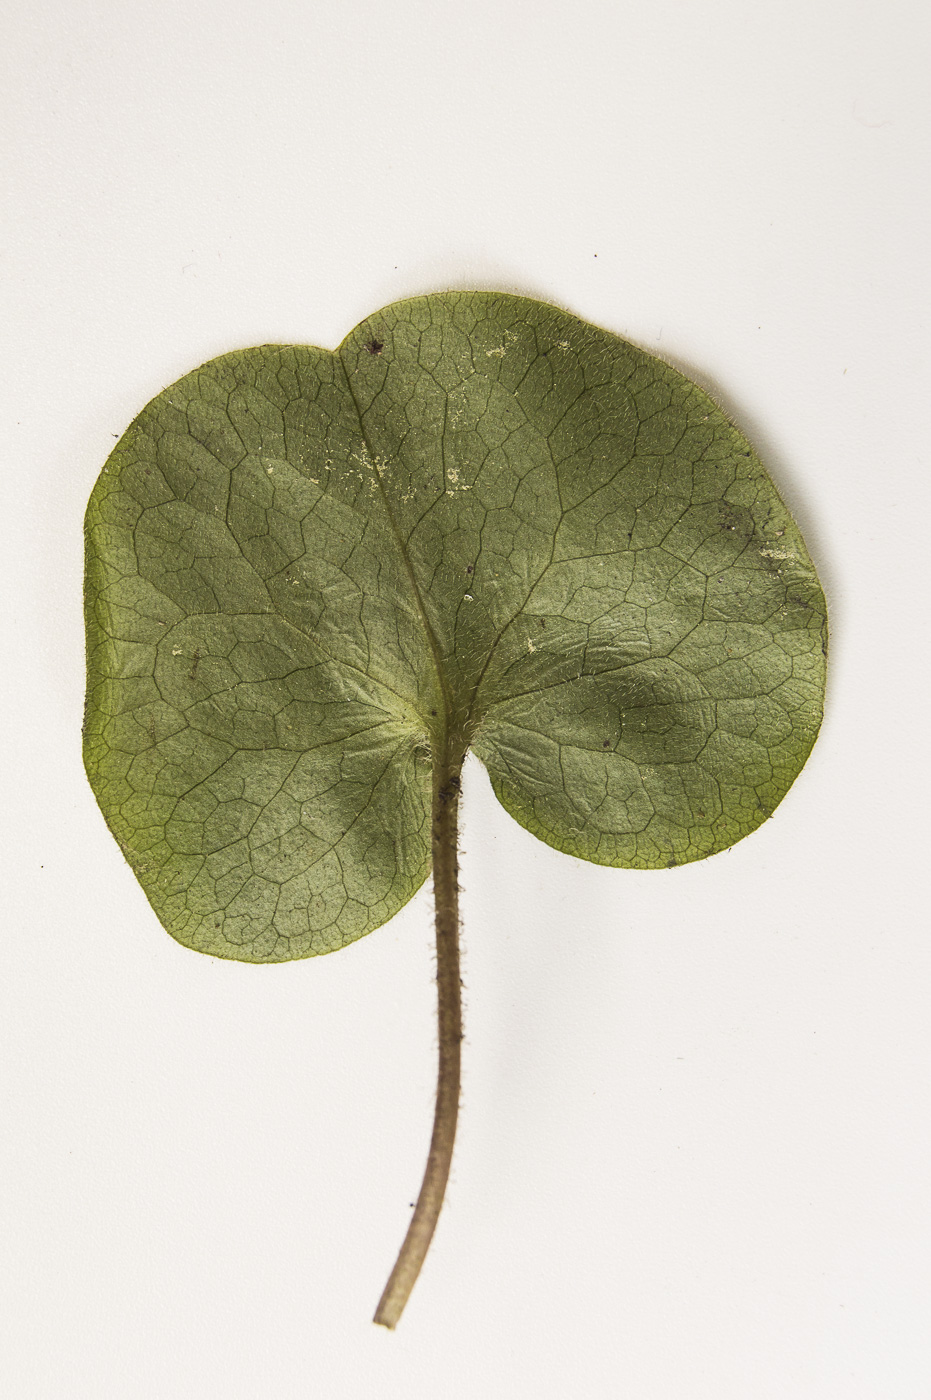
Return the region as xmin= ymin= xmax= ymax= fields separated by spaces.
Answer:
xmin=84 ymin=292 xmax=827 ymax=962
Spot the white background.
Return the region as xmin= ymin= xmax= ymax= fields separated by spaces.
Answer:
xmin=3 ymin=1 xmax=930 ymax=1395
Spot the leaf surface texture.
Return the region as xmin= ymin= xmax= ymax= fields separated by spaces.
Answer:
xmin=84 ymin=293 xmax=827 ymax=960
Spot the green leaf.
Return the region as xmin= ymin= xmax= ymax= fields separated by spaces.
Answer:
xmin=84 ymin=292 xmax=827 ymax=962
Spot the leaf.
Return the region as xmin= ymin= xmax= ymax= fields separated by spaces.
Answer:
xmin=84 ymin=292 xmax=827 ymax=963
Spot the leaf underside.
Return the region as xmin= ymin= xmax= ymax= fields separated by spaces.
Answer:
xmin=84 ymin=292 xmax=827 ymax=962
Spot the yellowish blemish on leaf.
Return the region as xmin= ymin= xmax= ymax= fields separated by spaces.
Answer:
xmin=485 ymin=329 xmax=518 ymax=358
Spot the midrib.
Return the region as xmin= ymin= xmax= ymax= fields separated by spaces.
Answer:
xmin=338 ymin=352 xmax=456 ymax=735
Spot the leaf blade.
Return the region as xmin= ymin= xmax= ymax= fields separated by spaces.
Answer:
xmin=85 ymin=293 xmax=827 ymax=955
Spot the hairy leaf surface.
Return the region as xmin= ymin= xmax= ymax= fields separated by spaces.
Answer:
xmin=84 ymin=292 xmax=827 ymax=961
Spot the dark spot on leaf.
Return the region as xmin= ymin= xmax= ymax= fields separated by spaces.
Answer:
xmin=363 ymin=336 xmax=384 ymax=357
xmin=465 ymin=565 xmax=473 ymax=574
xmin=602 ymin=739 xmax=610 ymax=748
